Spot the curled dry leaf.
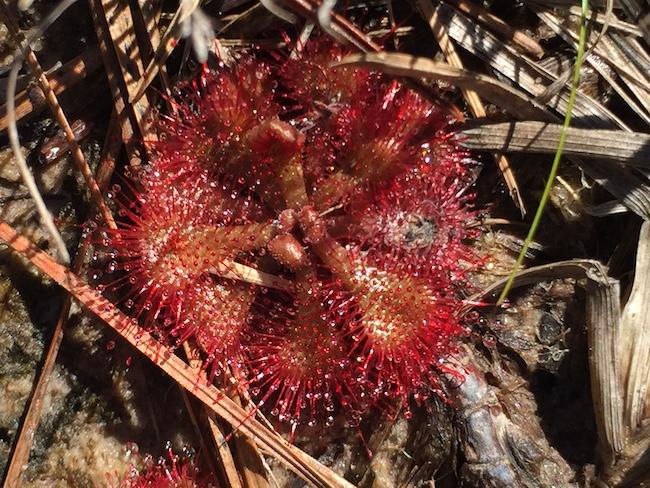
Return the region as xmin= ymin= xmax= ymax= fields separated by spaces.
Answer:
xmin=601 ymin=221 xmax=650 ymax=485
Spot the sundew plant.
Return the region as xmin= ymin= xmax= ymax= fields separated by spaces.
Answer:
xmin=95 ymin=39 xmax=480 ymax=433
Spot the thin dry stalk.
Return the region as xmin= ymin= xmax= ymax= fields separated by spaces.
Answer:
xmin=1 ymin=111 xmax=121 ymax=488
xmin=129 ymin=0 xmax=200 ymax=104
xmin=88 ymin=0 xmax=157 ymax=168
xmin=229 ymin=396 xmax=270 ymax=488
xmin=0 ymin=47 xmax=101 ymax=132
xmin=533 ymin=7 xmax=650 ymax=123
xmin=87 ymin=0 xmax=141 ymax=166
xmin=215 ymin=3 xmax=264 ymax=38
xmin=260 ymin=0 xmax=298 ymax=24
xmin=417 ymin=0 xmax=526 ymax=215
xmin=443 ymin=0 xmax=544 ymax=58
xmin=0 ymin=222 xmax=354 ymax=488
xmin=3 ymin=0 xmax=80 ymax=264
xmin=182 ymin=341 xmax=245 ymax=488
xmin=0 ymin=2 xmax=115 ymax=230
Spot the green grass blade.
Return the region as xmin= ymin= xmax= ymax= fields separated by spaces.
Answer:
xmin=497 ymin=0 xmax=590 ymax=305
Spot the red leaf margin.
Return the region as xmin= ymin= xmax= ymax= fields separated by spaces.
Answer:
xmin=0 ymin=220 xmax=354 ymax=488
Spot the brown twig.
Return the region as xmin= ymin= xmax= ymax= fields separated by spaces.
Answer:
xmin=1 ymin=110 xmax=121 ymax=488
xmin=0 ymin=47 xmax=101 ymax=132
xmin=0 ymin=2 xmax=116 ymax=230
xmin=182 ymin=341 xmax=244 ymax=488
xmin=443 ymin=0 xmax=545 ymax=58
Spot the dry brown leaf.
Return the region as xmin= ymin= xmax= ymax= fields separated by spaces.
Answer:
xmin=458 ymin=121 xmax=650 ymax=167
xmin=621 ymin=222 xmax=650 ymax=432
xmin=457 ymin=120 xmax=650 ymax=220
xmin=435 ymin=2 xmax=628 ymax=129
xmin=584 ymin=266 xmax=626 ymax=456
